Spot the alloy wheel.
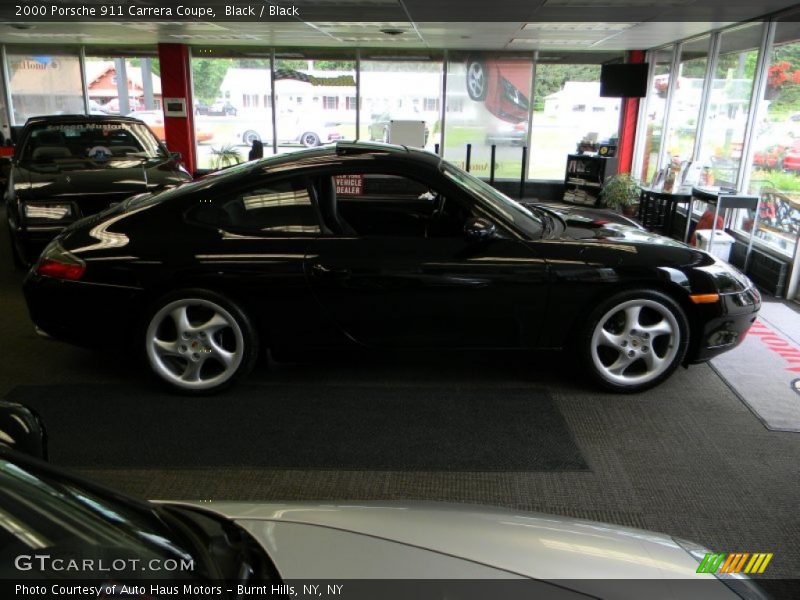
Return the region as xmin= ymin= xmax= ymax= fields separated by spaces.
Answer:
xmin=301 ymin=132 xmax=320 ymax=147
xmin=466 ymin=61 xmax=487 ymax=100
xmin=145 ymin=298 xmax=245 ymax=391
xmin=590 ymin=299 xmax=680 ymax=387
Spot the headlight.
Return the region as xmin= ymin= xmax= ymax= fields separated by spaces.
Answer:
xmin=700 ymin=260 xmax=754 ymax=295
xmin=23 ymin=203 xmax=73 ymax=222
xmin=674 ymin=538 xmax=771 ymax=600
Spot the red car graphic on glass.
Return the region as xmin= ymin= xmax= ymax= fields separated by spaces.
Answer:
xmin=465 ymin=56 xmax=531 ymax=124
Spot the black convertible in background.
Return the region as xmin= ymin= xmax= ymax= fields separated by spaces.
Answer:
xmin=23 ymin=142 xmax=760 ymax=394
xmin=5 ymin=115 xmax=191 ymax=265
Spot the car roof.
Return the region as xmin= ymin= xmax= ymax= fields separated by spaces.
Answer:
xmin=251 ymin=141 xmax=442 ymax=171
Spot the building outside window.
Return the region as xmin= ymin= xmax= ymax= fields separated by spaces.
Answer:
xmin=635 ymin=47 xmax=675 ymax=185
xmin=273 ymin=56 xmax=355 ymax=154
xmin=696 ymin=23 xmax=762 ymax=188
xmin=84 ymin=54 xmax=160 ymax=117
xmin=6 ymin=49 xmax=84 ymax=125
xmin=530 ymin=61 xmax=621 ymax=181
xmin=359 ymin=58 xmax=442 ymax=151
xmin=190 ymin=54 xmax=272 ymax=168
xmin=662 ymin=36 xmax=711 ymax=167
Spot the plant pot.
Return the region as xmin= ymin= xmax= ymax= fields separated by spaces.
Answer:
xmin=622 ymin=204 xmax=638 ymax=218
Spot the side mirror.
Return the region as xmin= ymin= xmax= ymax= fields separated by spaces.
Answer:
xmin=464 ymin=217 xmax=497 ymax=242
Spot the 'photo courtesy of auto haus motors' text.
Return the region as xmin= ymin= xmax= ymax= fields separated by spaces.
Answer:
xmin=1 ymin=0 xmax=800 ymax=598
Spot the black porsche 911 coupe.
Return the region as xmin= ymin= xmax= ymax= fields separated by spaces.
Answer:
xmin=23 ymin=142 xmax=760 ymax=394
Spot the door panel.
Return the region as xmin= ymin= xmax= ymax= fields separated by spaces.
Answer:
xmin=305 ymin=236 xmax=548 ymax=348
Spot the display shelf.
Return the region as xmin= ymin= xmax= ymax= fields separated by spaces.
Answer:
xmin=563 ymin=154 xmax=618 ymax=208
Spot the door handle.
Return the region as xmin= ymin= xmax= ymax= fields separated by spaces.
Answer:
xmin=311 ymin=263 xmax=350 ymax=279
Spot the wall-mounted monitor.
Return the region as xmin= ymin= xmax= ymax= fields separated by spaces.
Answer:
xmin=599 ymin=63 xmax=649 ymax=98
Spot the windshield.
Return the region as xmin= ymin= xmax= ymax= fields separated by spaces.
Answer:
xmin=441 ymin=163 xmax=543 ymax=239
xmin=20 ymin=121 xmax=166 ymax=163
xmin=0 ymin=453 xmax=202 ymax=581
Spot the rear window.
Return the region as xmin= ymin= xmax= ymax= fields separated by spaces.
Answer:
xmin=20 ymin=121 xmax=166 ymax=162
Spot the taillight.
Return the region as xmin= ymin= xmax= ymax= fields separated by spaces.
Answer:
xmin=35 ymin=242 xmax=86 ymax=281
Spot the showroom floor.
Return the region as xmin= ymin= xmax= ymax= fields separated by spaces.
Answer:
xmin=1 ymin=219 xmax=799 ymax=588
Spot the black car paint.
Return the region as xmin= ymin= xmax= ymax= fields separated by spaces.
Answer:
xmin=5 ymin=115 xmax=191 ymax=264
xmin=23 ymin=143 xmax=759 ymax=366
xmin=0 ymin=401 xmax=47 ymax=460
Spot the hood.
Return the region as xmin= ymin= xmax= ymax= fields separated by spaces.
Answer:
xmin=12 ymin=157 xmax=189 ymax=214
xmin=163 ymin=501 xmax=726 ymax=597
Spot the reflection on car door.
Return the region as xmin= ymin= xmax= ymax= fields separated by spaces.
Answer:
xmin=183 ymin=174 xmax=343 ymax=348
xmin=305 ymin=171 xmax=549 ymax=349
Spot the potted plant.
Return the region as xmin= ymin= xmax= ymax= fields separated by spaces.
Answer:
xmin=601 ymin=173 xmax=641 ymax=217
xmin=210 ymin=144 xmax=243 ymax=170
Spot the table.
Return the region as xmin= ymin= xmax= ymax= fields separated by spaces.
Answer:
xmin=637 ymin=187 xmax=692 ymax=236
xmin=689 ymin=187 xmax=761 ymax=268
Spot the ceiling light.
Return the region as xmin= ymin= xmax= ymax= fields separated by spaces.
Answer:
xmin=523 ymin=22 xmax=634 ymax=31
xmin=380 ymin=28 xmax=405 ymax=35
xmin=510 ymin=38 xmax=594 ymax=45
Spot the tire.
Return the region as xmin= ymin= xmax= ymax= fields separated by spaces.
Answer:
xmin=143 ymin=290 xmax=258 ymax=395
xmin=242 ymin=130 xmax=261 ymax=145
xmin=580 ymin=289 xmax=689 ymax=393
xmin=300 ymin=131 xmax=320 ymax=147
xmin=466 ymin=58 xmax=488 ymax=101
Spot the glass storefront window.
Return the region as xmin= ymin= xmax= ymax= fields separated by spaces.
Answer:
xmin=663 ymin=36 xmax=710 ymax=166
xmin=444 ymin=52 xmax=533 ymax=179
xmin=636 ymin=47 xmax=674 ymax=185
xmin=529 ymin=61 xmax=621 ymax=180
xmin=6 ymin=49 xmax=83 ymax=125
xmin=697 ymin=23 xmax=763 ymax=188
xmin=359 ymin=58 xmax=442 ymax=152
xmin=84 ymin=55 xmax=160 ymax=117
xmin=737 ymin=19 xmax=800 ymax=257
xmin=190 ymin=55 xmax=272 ymax=169
xmin=273 ymin=55 xmax=355 ymax=154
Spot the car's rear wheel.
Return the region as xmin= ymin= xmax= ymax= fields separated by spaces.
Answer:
xmin=144 ymin=291 xmax=258 ymax=394
xmin=242 ymin=130 xmax=261 ymax=145
xmin=581 ymin=290 xmax=688 ymax=393
xmin=300 ymin=131 xmax=320 ymax=147
xmin=466 ymin=59 xmax=488 ymax=101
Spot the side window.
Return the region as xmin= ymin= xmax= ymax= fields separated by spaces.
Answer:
xmin=190 ymin=177 xmax=321 ymax=235
xmin=329 ymin=173 xmax=471 ymax=238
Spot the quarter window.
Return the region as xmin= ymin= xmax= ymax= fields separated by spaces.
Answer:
xmin=191 ymin=178 xmax=321 ymax=235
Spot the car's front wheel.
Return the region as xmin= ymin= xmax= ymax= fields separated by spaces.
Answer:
xmin=144 ymin=290 xmax=258 ymax=394
xmin=581 ymin=289 xmax=689 ymax=393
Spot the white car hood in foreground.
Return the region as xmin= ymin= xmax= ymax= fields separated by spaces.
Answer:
xmin=163 ymin=501 xmax=740 ymax=599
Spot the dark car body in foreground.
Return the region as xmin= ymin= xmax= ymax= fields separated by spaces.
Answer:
xmin=0 ymin=403 xmax=769 ymax=599
xmin=5 ymin=115 xmax=191 ymax=265
xmin=23 ymin=142 xmax=759 ymax=394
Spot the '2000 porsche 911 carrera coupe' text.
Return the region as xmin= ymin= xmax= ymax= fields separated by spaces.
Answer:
xmin=23 ymin=142 xmax=760 ymax=394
